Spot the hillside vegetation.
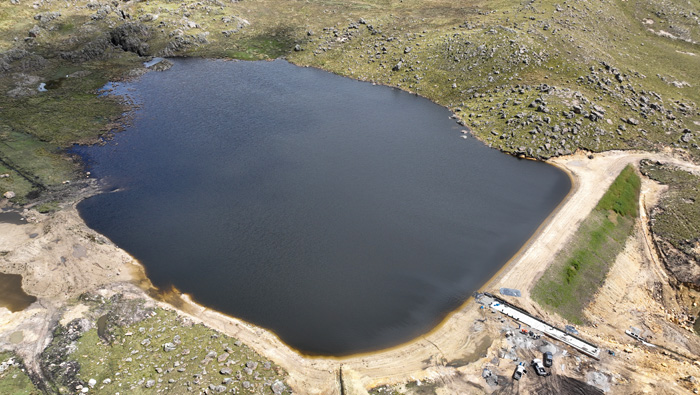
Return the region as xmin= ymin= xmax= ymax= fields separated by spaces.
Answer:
xmin=640 ymin=159 xmax=700 ymax=291
xmin=0 ymin=0 xmax=698 ymax=204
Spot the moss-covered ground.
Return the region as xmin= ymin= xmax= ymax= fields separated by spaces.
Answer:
xmin=73 ymin=309 xmax=288 ymax=394
xmin=532 ymin=165 xmax=641 ymax=324
xmin=0 ymin=352 xmax=40 ymax=395
xmin=39 ymin=294 xmax=290 ymax=394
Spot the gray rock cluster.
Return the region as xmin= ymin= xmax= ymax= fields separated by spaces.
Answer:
xmin=110 ymin=23 xmax=152 ymax=56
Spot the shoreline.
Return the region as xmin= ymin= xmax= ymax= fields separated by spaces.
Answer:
xmin=87 ymin=148 xmax=700 ymax=393
xmin=1 ymin=148 xmax=698 ymax=392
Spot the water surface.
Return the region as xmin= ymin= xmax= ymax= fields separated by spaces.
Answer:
xmin=74 ymin=59 xmax=570 ymax=355
xmin=0 ymin=273 xmax=37 ymax=312
xmin=0 ymin=211 xmax=26 ymax=225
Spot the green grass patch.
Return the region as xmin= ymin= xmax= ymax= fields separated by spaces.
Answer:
xmin=0 ymin=163 xmax=36 ymax=203
xmin=596 ymin=165 xmax=642 ymax=217
xmin=0 ymin=352 xmax=40 ymax=395
xmin=2 ymin=93 xmax=124 ymax=146
xmin=532 ymin=165 xmax=641 ymax=324
xmin=36 ymin=201 xmax=59 ymax=213
xmin=0 ymin=130 xmax=78 ymax=190
xmin=71 ymin=309 xmax=290 ymax=394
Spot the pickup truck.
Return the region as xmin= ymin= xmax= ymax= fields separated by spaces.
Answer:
xmin=532 ymin=358 xmax=550 ymax=377
xmin=513 ymin=362 xmax=526 ymax=380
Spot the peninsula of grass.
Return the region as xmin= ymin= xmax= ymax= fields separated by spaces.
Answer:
xmin=532 ymin=165 xmax=641 ymax=325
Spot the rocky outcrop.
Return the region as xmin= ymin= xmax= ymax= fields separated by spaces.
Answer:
xmin=39 ymin=319 xmax=91 ymax=393
xmin=159 ymin=32 xmax=209 ymax=57
xmin=59 ymin=36 xmax=111 ymax=63
xmin=0 ymin=49 xmax=47 ymax=74
xmin=110 ymin=23 xmax=152 ymax=56
xmin=654 ymin=237 xmax=700 ymax=290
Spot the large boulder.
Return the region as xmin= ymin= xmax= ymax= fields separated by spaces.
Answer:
xmin=110 ymin=23 xmax=152 ymax=56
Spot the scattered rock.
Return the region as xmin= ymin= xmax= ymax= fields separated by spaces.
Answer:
xmin=3 ymin=191 xmax=16 ymax=199
xmin=145 ymin=379 xmax=155 ymax=388
xmin=163 ymin=342 xmax=176 ymax=352
xmin=28 ymin=25 xmax=41 ymax=37
xmin=147 ymin=58 xmax=173 ymax=71
xmin=34 ymin=11 xmax=60 ymax=23
xmin=271 ymin=380 xmax=286 ymax=394
xmin=140 ymin=13 xmax=158 ymax=22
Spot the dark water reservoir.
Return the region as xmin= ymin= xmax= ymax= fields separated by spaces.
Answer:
xmin=74 ymin=58 xmax=570 ymax=355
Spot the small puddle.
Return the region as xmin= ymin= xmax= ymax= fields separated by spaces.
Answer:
xmin=96 ymin=314 xmax=109 ymax=339
xmin=0 ymin=211 xmax=26 ymax=225
xmin=44 ymin=77 xmax=66 ymax=90
xmin=0 ymin=272 xmax=37 ymax=312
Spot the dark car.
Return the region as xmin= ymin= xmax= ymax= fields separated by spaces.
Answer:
xmin=543 ymin=351 xmax=553 ymax=368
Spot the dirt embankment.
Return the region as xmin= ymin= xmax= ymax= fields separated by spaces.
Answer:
xmin=1 ymin=149 xmax=700 ymax=394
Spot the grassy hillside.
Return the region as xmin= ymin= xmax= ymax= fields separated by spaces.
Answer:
xmin=0 ymin=0 xmax=698 ymax=203
xmin=640 ymin=159 xmax=700 ymax=290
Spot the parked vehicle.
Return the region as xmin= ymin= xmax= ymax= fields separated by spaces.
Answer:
xmin=513 ymin=362 xmax=527 ymax=380
xmin=543 ymin=351 xmax=553 ymax=368
xmin=531 ymin=358 xmax=550 ymax=376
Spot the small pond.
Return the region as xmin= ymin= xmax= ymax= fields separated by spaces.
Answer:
xmin=73 ymin=58 xmax=570 ymax=355
xmin=0 ymin=272 xmax=37 ymax=312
